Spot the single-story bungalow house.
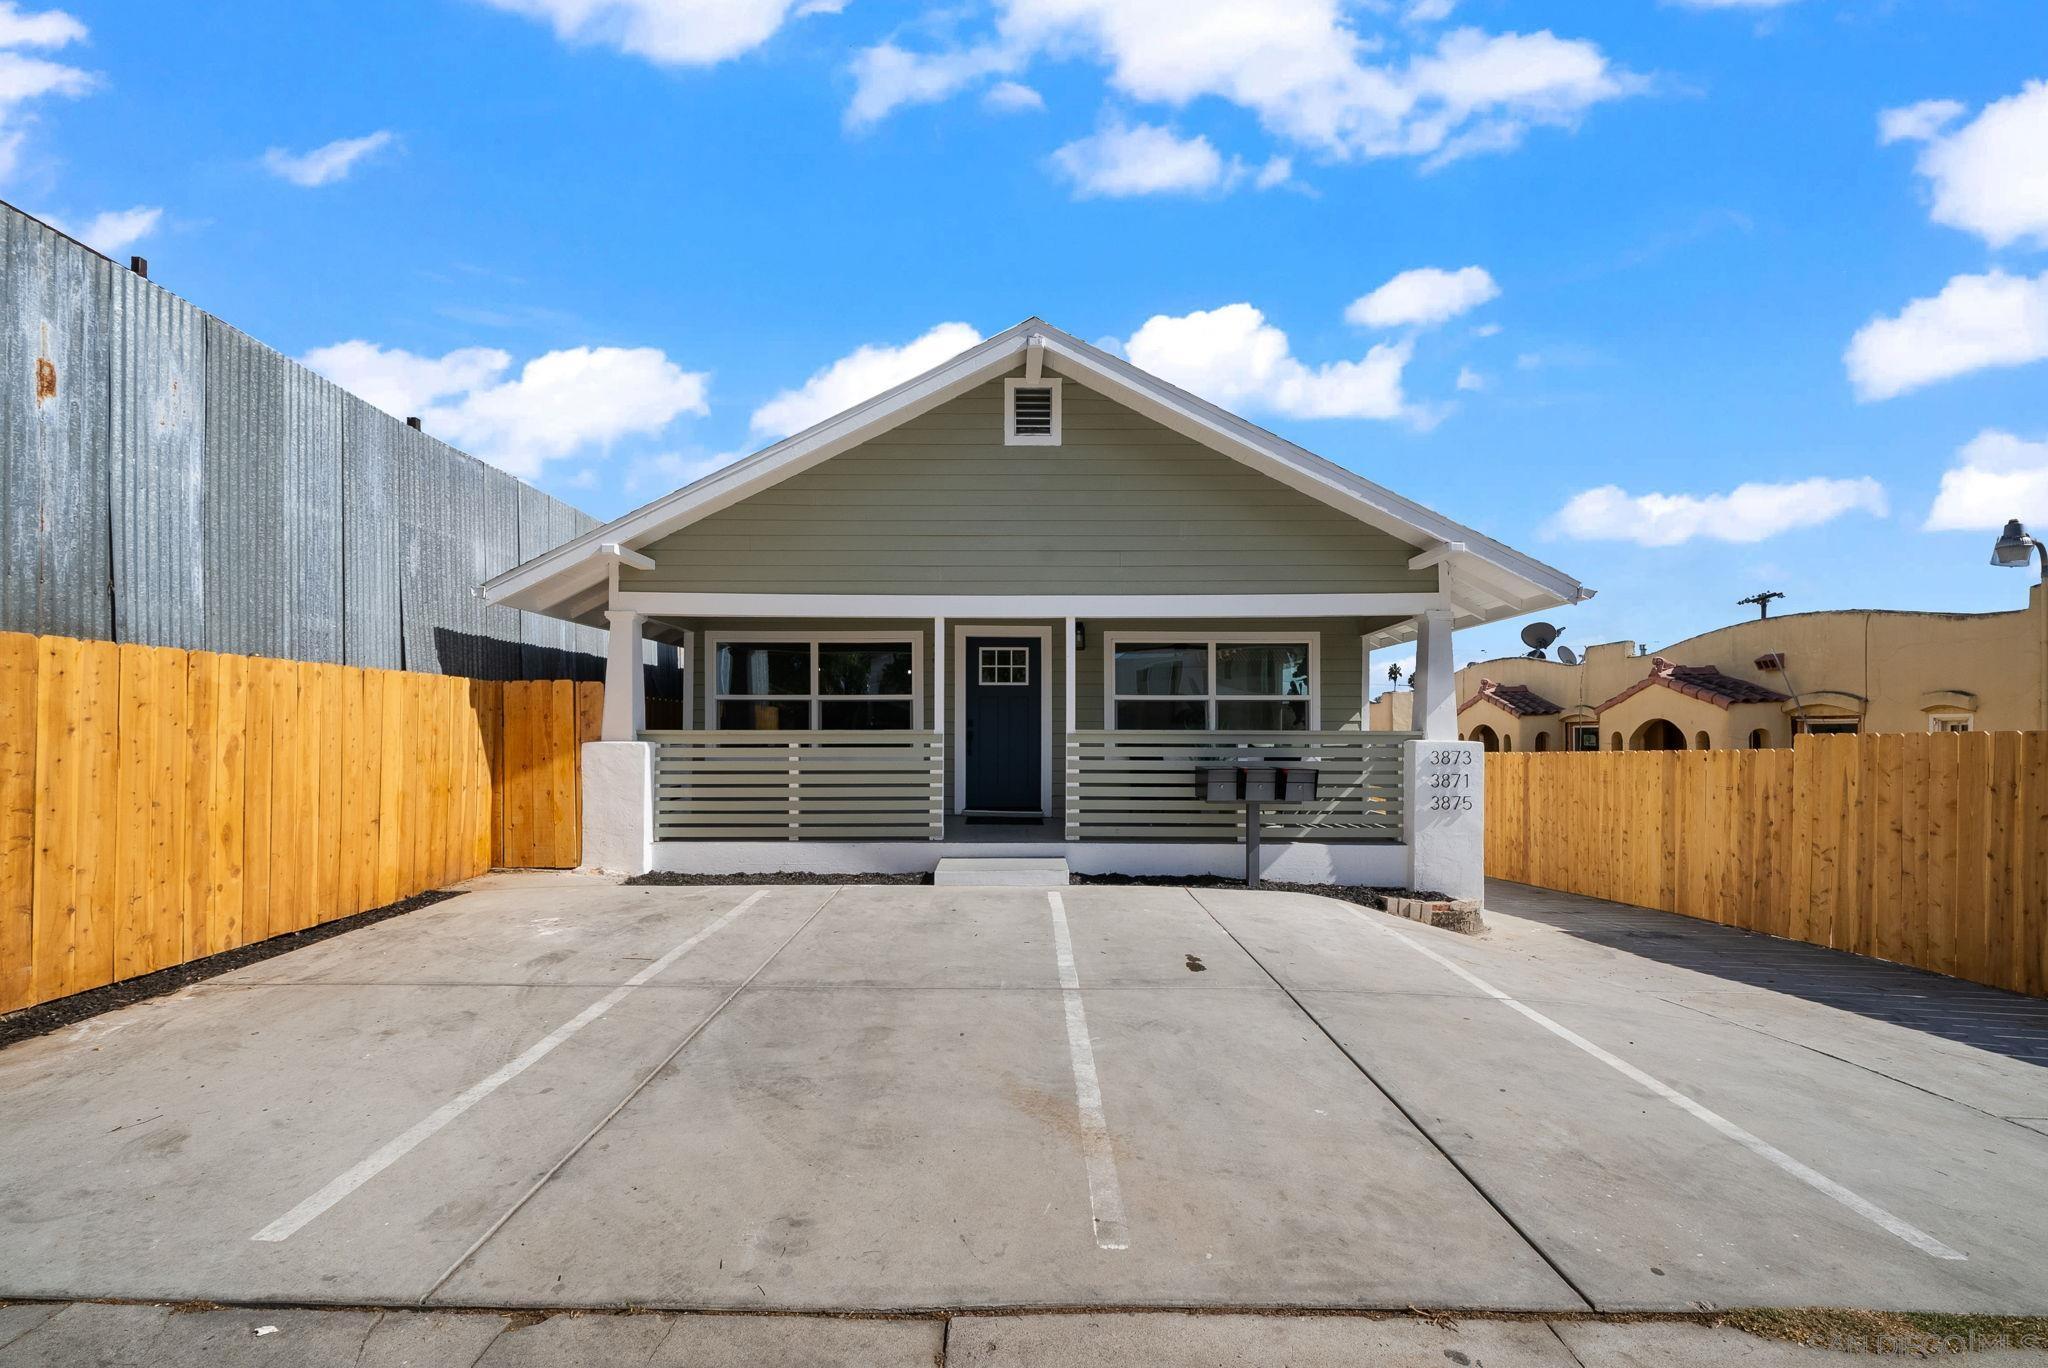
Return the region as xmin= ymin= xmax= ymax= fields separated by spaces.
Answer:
xmin=482 ymin=319 xmax=1591 ymax=896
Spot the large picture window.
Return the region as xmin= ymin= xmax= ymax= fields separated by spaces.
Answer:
xmin=1105 ymin=635 xmax=1317 ymax=731
xmin=710 ymin=635 xmax=919 ymax=731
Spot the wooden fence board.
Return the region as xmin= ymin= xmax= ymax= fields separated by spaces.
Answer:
xmin=0 ymin=633 xmax=39 ymax=1012
xmin=1488 ymin=732 xmax=2047 ymax=997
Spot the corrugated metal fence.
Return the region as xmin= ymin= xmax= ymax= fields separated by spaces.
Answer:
xmin=1 ymin=199 xmax=608 ymax=678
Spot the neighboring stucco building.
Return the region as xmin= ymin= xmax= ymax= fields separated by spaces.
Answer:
xmin=1368 ymin=587 xmax=2048 ymax=750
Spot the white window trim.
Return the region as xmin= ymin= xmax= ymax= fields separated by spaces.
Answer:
xmin=951 ymin=624 xmax=1054 ymax=817
xmin=703 ymin=630 xmax=925 ymax=732
xmin=1101 ymin=631 xmax=1321 ymax=732
xmin=1927 ymin=712 xmax=1973 ymax=733
xmin=1004 ymin=376 xmax=1063 ymax=447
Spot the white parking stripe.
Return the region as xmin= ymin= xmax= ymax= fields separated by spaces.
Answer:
xmin=1047 ymin=891 xmax=1130 ymax=1251
xmin=251 ymin=889 xmax=775 ymax=1244
xmin=1356 ymin=912 xmax=1968 ymax=1262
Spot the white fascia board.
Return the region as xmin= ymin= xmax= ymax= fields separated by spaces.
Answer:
xmin=611 ymin=591 xmax=1446 ymax=619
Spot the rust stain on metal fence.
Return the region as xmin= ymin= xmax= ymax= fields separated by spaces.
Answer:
xmin=34 ymin=356 xmax=55 ymax=402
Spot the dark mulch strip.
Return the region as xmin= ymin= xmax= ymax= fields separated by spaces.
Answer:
xmin=0 ymin=889 xmax=462 ymax=1051
xmin=624 ymin=869 xmax=1443 ymax=911
xmin=625 ymin=871 xmax=933 ymax=887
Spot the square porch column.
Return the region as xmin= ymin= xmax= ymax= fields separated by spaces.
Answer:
xmin=1411 ymin=608 xmax=1456 ymax=741
xmin=602 ymin=608 xmax=647 ymax=741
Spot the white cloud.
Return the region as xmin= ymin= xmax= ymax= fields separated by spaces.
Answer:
xmin=1549 ymin=477 xmax=1888 ymax=547
xmin=61 ymin=204 xmax=158 ymax=255
xmin=1404 ymin=0 xmax=1455 ymax=22
xmin=1878 ymin=98 xmax=1963 ymax=146
xmin=1455 ymin=366 xmax=1485 ymax=391
xmin=1122 ymin=302 xmax=1414 ymax=422
xmin=1883 ymin=80 xmax=2048 ymax=250
xmin=1346 ymin=265 xmax=1498 ymax=329
xmin=1665 ymin=0 xmax=1802 ymax=8
xmin=303 ymin=339 xmax=708 ymax=478
xmin=1925 ymin=430 xmax=2048 ymax=532
xmin=0 ymin=2 xmax=83 ymax=47
xmin=625 ymin=449 xmax=737 ymax=494
xmin=982 ymin=79 xmax=1044 ymax=113
xmin=1845 ymin=269 xmax=2048 ymax=401
xmin=262 ymin=130 xmax=396 ymax=187
xmin=477 ymin=0 xmax=830 ymax=66
xmin=751 ymin=322 xmax=983 ymax=437
xmin=0 ymin=6 xmax=94 ymax=181
xmin=1253 ymin=154 xmax=1293 ymax=190
xmin=1051 ymin=119 xmax=1239 ymax=198
xmin=848 ymin=6 xmax=1638 ymax=168
xmin=302 ymin=340 xmax=515 ymax=418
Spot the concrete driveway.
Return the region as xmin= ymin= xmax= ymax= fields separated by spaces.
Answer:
xmin=1 ymin=876 xmax=2044 ymax=1322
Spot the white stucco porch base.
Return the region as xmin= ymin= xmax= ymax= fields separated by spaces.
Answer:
xmin=642 ymin=837 xmax=1410 ymax=885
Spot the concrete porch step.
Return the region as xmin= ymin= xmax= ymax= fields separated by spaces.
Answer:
xmin=933 ymin=857 xmax=1071 ymax=888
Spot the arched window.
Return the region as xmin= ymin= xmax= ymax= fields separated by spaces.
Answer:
xmin=1533 ymin=731 xmax=1550 ymax=751
xmin=1610 ymin=732 xmax=1623 ymax=751
xmin=1629 ymin=719 xmax=1686 ymax=751
xmin=1468 ymin=724 xmax=1500 ymax=752
xmin=1501 ymin=736 xmax=1514 ymax=752
xmin=1694 ymin=730 xmax=1711 ymax=751
xmin=1750 ymin=728 xmax=1770 ymax=749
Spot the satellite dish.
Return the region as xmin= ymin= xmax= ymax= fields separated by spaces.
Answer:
xmin=1520 ymin=621 xmax=1561 ymax=659
xmin=1557 ymin=645 xmax=1580 ymax=665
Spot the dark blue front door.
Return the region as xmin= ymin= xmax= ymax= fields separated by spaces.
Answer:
xmin=965 ymin=636 xmax=1042 ymax=813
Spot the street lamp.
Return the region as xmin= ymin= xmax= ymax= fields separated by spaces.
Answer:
xmin=1991 ymin=519 xmax=2047 ymax=580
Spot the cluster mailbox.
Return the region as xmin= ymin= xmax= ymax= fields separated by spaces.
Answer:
xmin=1195 ymin=762 xmax=1318 ymax=803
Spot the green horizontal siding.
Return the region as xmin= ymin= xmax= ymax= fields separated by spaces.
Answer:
xmin=624 ymin=375 xmax=1436 ymax=595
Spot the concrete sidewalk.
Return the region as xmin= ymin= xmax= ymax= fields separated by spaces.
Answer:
xmin=6 ymin=1303 xmax=2047 ymax=1367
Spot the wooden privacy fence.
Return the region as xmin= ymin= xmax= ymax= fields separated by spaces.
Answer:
xmin=1486 ymin=734 xmax=2048 ymax=997
xmin=2 ymin=631 xmax=601 ymax=1013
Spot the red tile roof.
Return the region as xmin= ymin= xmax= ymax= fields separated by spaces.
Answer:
xmin=1459 ymin=677 xmax=1563 ymax=718
xmin=1598 ymin=657 xmax=1790 ymax=713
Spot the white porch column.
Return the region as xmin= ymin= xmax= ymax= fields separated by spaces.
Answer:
xmin=602 ymin=609 xmax=647 ymax=741
xmin=1411 ymin=608 xmax=1456 ymax=741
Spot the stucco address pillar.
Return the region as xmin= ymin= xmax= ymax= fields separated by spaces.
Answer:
xmin=602 ymin=609 xmax=647 ymax=741
xmin=1411 ymin=608 xmax=1456 ymax=741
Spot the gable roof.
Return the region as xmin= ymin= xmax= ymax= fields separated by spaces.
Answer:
xmin=1459 ymin=678 xmax=1563 ymax=718
xmin=482 ymin=318 xmax=1592 ymax=629
xmin=1598 ymin=657 xmax=1790 ymax=713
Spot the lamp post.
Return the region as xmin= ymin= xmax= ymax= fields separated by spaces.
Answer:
xmin=1991 ymin=519 xmax=2047 ymax=580
xmin=1992 ymin=519 xmax=2048 ymax=731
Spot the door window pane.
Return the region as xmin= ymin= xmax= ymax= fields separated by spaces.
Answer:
xmin=1115 ymin=699 xmax=1207 ymax=730
xmin=1217 ymin=699 xmax=1309 ymax=731
xmin=1215 ymin=643 xmax=1309 ymax=696
xmin=717 ymin=643 xmax=809 ymax=696
xmin=820 ymin=699 xmax=914 ymax=730
xmin=1115 ymin=644 xmax=1207 ymax=696
xmin=717 ymin=699 xmax=811 ymax=730
xmin=818 ymin=644 xmax=913 ymax=696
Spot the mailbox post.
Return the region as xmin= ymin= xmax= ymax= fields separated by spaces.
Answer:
xmin=1196 ymin=760 xmax=1316 ymax=889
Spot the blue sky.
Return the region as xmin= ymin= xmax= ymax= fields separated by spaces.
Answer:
xmin=5 ymin=0 xmax=2046 ymax=670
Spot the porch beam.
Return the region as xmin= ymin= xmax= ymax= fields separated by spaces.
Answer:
xmin=612 ymin=591 xmax=1447 ymax=619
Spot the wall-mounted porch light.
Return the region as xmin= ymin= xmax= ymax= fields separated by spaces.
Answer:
xmin=1074 ymin=620 xmax=1087 ymax=652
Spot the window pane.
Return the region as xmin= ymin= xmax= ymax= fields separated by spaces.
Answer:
xmin=1217 ymin=699 xmax=1309 ymax=731
xmin=820 ymin=699 xmax=914 ymax=730
xmin=818 ymin=644 xmax=913 ymax=696
xmin=716 ymin=699 xmax=811 ymax=730
xmin=1115 ymin=699 xmax=1206 ymax=730
xmin=1216 ymin=643 xmax=1309 ymax=697
xmin=1115 ymin=644 xmax=1207 ymax=696
xmin=717 ymin=643 xmax=809 ymax=696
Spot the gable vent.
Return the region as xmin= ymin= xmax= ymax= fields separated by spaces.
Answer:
xmin=1004 ymin=376 xmax=1063 ymax=446
xmin=1011 ymin=387 xmax=1054 ymax=434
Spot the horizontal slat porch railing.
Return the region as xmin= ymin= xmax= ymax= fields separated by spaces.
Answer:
xmin=1065 ymin=731 xmax=1412 ymax=842
xmin=648 ymin=730 xmax=944 ymax=841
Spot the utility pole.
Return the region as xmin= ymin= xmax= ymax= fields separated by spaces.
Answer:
xmin=1738 ymin=590 xmax=1785 ymax=620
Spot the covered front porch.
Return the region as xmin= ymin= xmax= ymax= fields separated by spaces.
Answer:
xmin=583 ymin=593 xmax=1480 ymax=894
